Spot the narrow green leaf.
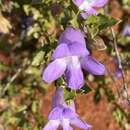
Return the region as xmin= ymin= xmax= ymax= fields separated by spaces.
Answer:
xmin=81 ymin=84 xmax=92 ymax=94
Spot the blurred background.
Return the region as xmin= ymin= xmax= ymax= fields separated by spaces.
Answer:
xmin=0 ymin=0 xmax=130 ymax=130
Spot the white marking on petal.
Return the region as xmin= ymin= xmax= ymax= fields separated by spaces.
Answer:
xmin=79 ymin=0 xmax=94 ymax=10
xmin=57 ymin=58 xmax=67 ymax=67
xmin=66 ymin=56 xmax=81 ymax=69
xmin=71 ymin=56 xmax=81 ymax=68
xmin=61 ymin=118 xmax=71 ymax=130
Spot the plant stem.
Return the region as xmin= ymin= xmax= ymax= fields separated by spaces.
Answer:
xmin=111 ymin=28 xmax=130 ymax=104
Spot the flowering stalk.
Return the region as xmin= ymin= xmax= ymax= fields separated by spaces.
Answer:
xmin=42 ymin=27 xmax=105 ymax=90
xmin=42 ymin=0 xmax=110 ymax=129
xmin=42 ymin=27 xmax=106 ymax=130
xmin=111 ymin=28 xmax=130 ymax=103
xmin=122 ymin=25 xmax=130 ymax=36
xmin=42 ymin=87 xmax=91 ymax=130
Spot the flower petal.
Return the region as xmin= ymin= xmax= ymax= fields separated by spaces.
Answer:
xmin=81 ymin=8 xmax=98 ymax=18
xmin=92 ymin=0 xmax=108 ymax=8
xmin=49 ymin=106 xmax=63 ymax=120
xmin=63 ymin=108 xmax=77 ymax=119
xmin=61 ymin=119 xmax=73 ymax=130
xmin=43 ymin=59 xmax=66 ymax=83
xmin=70 ymin=117 xmax=92 ymax=130
xmin=43 ymin=120 xmax=60 ymax=130
xmin=68 ymin=42 xmax=89 ymax=56
xmin=52 ymin=44 xmax=70 ymax=60
xmin=78 ymin=0 xmax=94 ymax=10
xmin=72 ymin=0 xmax=84 ymax=6
xmin=115 ymin=68 xmax=122 ymax=79
xmin=58 ymin=27 xmax=86 ymax=47
xmin=52 ymin=87 xmax=66 ymax=108
xmin=81 ymin=55 xmax=105 ymax=75
xmin=122 ymin=25 xmax=130 ymax=36
xmin=66 ymin=57 xmax=84 ymax=90
xmin=68 ymin=101 xmax=76 ymax=112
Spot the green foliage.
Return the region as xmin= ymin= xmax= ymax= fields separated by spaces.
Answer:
xmin=64 ymin=88 xmax=76 ymax=101
xmin=32 ymin=51 xmax=45 ymax=66
xmin=113 ymin=108 xmax=125 ymax=124
xmin=87 ymin=14 xmax=118 ymax=30
xmin=81 ymin=84 xmax=92 ymax=94
xmin=0 ymin=63 xmax=10 ymax=72
xmin=105 ymin=88 xmax=115 ymax=102
xmin=86 ymin=14 xmax=118 ymax=38
xmin=94 ymin=87 xmax=102 ymax=104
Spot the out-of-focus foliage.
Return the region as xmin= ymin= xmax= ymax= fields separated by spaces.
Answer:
xmin=0 ymin=0 xmax=130 ymax=130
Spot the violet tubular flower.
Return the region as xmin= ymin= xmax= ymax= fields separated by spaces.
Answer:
xmin=114 ymin=59 xmax=122 ymax=79
xmin=73 ymin=0 xmax=108 ymax=18
xmin=43 ymin=87 xmax=91 ymax=130
xmin=122 ymin=25 xmax=130 ymax=36
xmin=43 ymin=27 xmax=105 ymax=90
xmin=115 ymin=68 xmax=122 ymax=79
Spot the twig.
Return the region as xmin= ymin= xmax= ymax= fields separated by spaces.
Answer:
xmin=0 ymin=62 xmax=27 ymax=97
xmin=111 ymin=28 xmax=130 ymax=104
xmin=106 ymin=66 xmax=121 ymax=98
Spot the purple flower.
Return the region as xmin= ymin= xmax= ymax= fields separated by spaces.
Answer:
xmin=43 ymin=27 xmax=105 ymax=90
xmin=122 ymin=25 xmax=130 ymax=36
xmin=43 ymin=87 xmax=91 ymax=130
xmin=115 ymin=68 xmax=122 ymax=79
xmin=73 ymin=0 xmax=108 ymax=18
xmin=114 ymin=59 xmax=122 ymax=79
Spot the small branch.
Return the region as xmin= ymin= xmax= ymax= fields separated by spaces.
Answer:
xmin=106 ymin=66 xmax=120 ymax=98
xmin=0 ymin=62 xmax=27 ymax=97
xmin=111 ymin=28 xmax=130 ymax=104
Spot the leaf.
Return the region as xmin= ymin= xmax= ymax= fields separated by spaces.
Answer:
xmin=32 ymin=51 xmax=45 ymax=66
xmin=81 ymin=84 xmax=92 ymax=94
xmin=64 ymin=89 xmax=75 ymax=101
xmin=94 ymin=87 xmax=101 ymax=104
xmin=0 ymin=13 xmax=12 ymax=34
xmin=32 ymin=101 xmax=38 ymax=113
xmin=0 ymin=63 xmax=10 ymax=72
xmin=105 ymin=88 xmax=115 ymax=102
xmin=113 ymin=108 xmax=124 ymax=123
xmin=98 ymin=15 xmax=118 ymax=30
xmin=55 ymin=77 xmax=64 ymax=87
xmin=86 ymin=14 xmax=118 ymax=37
xmin=17 ymin=105 xmax=27 ymax=112
xmin=86 ymin=14 xmax=118 ymax=30
xmin=127 ymin=113 xmax=130 ymax=123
